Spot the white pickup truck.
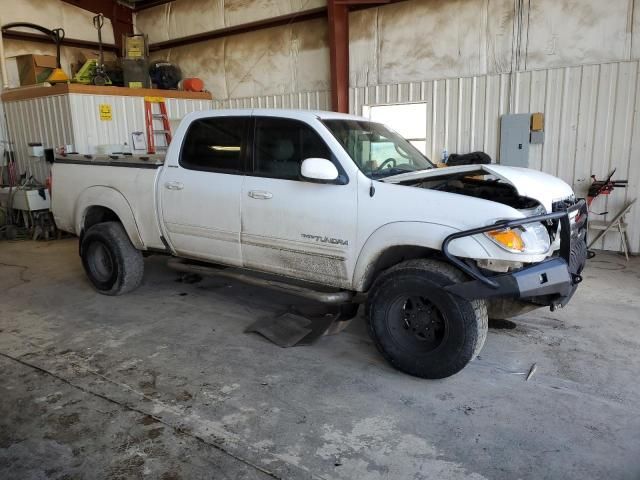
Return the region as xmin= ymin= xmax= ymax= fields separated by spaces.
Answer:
xmin=52 ymin=109 xmax=588 ymax=379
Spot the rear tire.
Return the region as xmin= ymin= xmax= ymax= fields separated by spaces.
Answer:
xmin=81 ymin=221 xmax=144 ymax=295
xmin=366 ymin=259 xmax=487 ymax=379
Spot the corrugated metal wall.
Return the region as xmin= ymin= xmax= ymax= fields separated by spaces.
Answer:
xmin=3 ymin=93 xmax=212 ymax=184
xmin=350 ymin=60 xmax=640 ymax=253
xmin=351 ymin=75 xmax=512 ymax=162
xmin=69 ymin=94 xmax=144 ymax=156
xmin=3 ymin=94 xmax=73 ymax=183
xmin=212 ymin=90 xmax=330 ymax=110
xmin=68 ymin=94 xmax=212 ymax=155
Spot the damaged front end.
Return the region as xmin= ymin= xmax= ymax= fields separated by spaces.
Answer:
xmin=442 ymin=199 xmax=588 ymax=311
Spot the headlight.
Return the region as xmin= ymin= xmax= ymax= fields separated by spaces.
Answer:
xmin=485 ymin=222 xmax=550 ymax=254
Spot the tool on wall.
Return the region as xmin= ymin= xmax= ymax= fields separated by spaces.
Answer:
xmin=144 ymin=97 xmax=172 ymax=154
xmin=587 ymin=168 xmax=628 ymax=206
xmin=72 ymin=13 xmax=112 ymax=86
xmin=586 ymin=169 xmax=633 ymax=260
xmin=92 ymin=13 xmax=110 ymax=86
xmin=1 ymin=22 xmax=68 ymax=83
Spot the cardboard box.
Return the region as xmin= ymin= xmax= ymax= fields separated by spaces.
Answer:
xmin=531 ymin=112 xmax=544 ymax=132
xmin=10 ymin=54 xmax=58 ymax=86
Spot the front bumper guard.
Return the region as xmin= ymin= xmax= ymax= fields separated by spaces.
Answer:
xmin=442 ymin=199 xmax=587 ymax=309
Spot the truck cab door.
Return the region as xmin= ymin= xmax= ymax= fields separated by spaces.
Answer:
xmin=241 ymin=116 xmax=357 ymax=288
xmin=159 ymin=115 xmax=249 ymax=266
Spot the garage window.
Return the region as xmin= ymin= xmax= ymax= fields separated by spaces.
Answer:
xmin=362 ymin=102 xmax=428 ymax=154
xmin=180 ymin=117 xmax=247 ymax=173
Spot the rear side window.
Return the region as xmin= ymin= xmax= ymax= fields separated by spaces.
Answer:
xmin=253 ymin=117 xmax=333 ymax=180
xmin=180 ymin=117 xmax=247 ymax=173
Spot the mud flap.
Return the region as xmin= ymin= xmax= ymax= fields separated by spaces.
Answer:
xmin=245 ymin=310 xmax=346 ymax=347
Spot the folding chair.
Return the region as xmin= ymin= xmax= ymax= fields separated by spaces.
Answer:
xmin=588 ymin=198 xmax=636 ymax=260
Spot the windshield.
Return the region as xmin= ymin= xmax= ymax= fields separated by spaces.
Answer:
xmin=322 ymin=119 xmax=434 ymax=179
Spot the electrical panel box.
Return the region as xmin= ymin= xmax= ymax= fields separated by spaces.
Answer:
xmin=500 ymin=114 xmax=531 ymax=167
xmin=530 ymin=130 xmax=545 ymax=144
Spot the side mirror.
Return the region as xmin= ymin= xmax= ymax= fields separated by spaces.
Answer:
xmin=300 ymin=158 xmax=339 ymax=183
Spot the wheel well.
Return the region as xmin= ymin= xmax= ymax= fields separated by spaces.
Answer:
xmin=83 ymin=206 xmax=120 ymax=231
xmin=363 ymin=245 xmax=440 ymax=291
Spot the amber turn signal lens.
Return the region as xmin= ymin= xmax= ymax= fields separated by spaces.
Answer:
xmin=487 ymin=228 xmax=525 ymax=252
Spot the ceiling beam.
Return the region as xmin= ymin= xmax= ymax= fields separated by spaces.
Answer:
xmin=1 ymin=29 xmax=118 ymax=52
xmin=148 ymin=7 xmax=327 ymax=52
xmin=132 ymin=0 xmax=175 ymax=12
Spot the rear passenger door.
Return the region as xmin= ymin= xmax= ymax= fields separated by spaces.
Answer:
xmin=241 ymin=116 xmax=357 ymax=288
xmin=159 ymin=115 xmax=248 ymax=266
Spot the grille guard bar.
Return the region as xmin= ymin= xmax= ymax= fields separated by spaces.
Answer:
xmin=442 ymin=199 xmax=587 ymax=288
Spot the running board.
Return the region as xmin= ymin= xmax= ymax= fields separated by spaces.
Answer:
xmin=167 ymin=258 xmax=354 ymax=305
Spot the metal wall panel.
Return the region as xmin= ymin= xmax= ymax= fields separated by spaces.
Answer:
xmin=69 ymin=95 xmax=214 ymax=154
xmin=3 ymin=94 xmax=212 ymax=183
xmin=351 ymin=75 xmax=511 ymax=163
xmin=211 ymin=90 xmax=330 ymax=111
xmin=68 ymin=94 xmax=144 ymax=155
xmin=351 ymin=61 xmax=640 ymax=254
xmin=3 ymin=94 xmax=73 ymax=183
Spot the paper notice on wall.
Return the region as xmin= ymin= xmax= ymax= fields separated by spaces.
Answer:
xmin=99 ymin=104 xmax=112 ymax=121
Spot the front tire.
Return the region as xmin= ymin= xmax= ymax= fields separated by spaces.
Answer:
xmin=366 ymin=259 xmax=487 ymax=379
xmin=81 ymin=222 xmax=144 ymax=295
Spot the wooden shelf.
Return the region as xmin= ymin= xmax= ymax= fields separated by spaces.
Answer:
xmin=1 ymin=83 xmax=213 ymax=102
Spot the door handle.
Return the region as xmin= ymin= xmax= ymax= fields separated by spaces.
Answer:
xmin=164 ymin=181 xmax=184 ymax=191
xmin=248 ymin=190 xmax=273 ymax=200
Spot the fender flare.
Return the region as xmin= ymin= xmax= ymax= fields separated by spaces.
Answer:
xmin=352 ymin=221 xmax=490 ymax=291
xmin=74 ymin=186 xmax=144 ymax=249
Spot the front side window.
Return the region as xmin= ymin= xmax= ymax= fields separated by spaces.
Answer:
xmin=180 ymin=117 xmax=246 ymax=173
xmin=323 ymin=119 xmax=434 ymax=179
xmin=253 ymin=117 xmax=333 ymax=180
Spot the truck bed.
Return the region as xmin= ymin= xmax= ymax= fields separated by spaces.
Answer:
xmin=55 ymin=153 xmax=165 ymax=169
xmin=52 ymin=153 xmax=166 ymax=251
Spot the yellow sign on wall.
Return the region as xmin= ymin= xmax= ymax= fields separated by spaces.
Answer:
xmin=99 ymin=104 xmax=112 ymax=121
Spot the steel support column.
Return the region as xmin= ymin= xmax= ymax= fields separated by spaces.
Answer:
xmin=328 ymin=0 xmax=350 ymax=113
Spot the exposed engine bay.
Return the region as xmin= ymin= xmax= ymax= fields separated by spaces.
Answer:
xmin=409 ymin=171 xmax=542 ymax=211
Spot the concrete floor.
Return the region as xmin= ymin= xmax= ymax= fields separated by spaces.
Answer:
xmin=1 ymin=239 xmax=639 ymax=480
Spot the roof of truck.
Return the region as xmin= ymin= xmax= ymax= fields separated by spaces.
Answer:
xmin=185 ymin=108 xmax=366 ymax=122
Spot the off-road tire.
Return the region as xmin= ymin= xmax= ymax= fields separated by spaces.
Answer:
xmin=366 ymin=259 xmax=487 ymax=379
xmin=81 ymin=221 xmax=144 ymax=295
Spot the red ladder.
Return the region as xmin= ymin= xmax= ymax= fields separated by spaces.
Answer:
xmin=144 ymin=96 xmax=172 ymax=154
